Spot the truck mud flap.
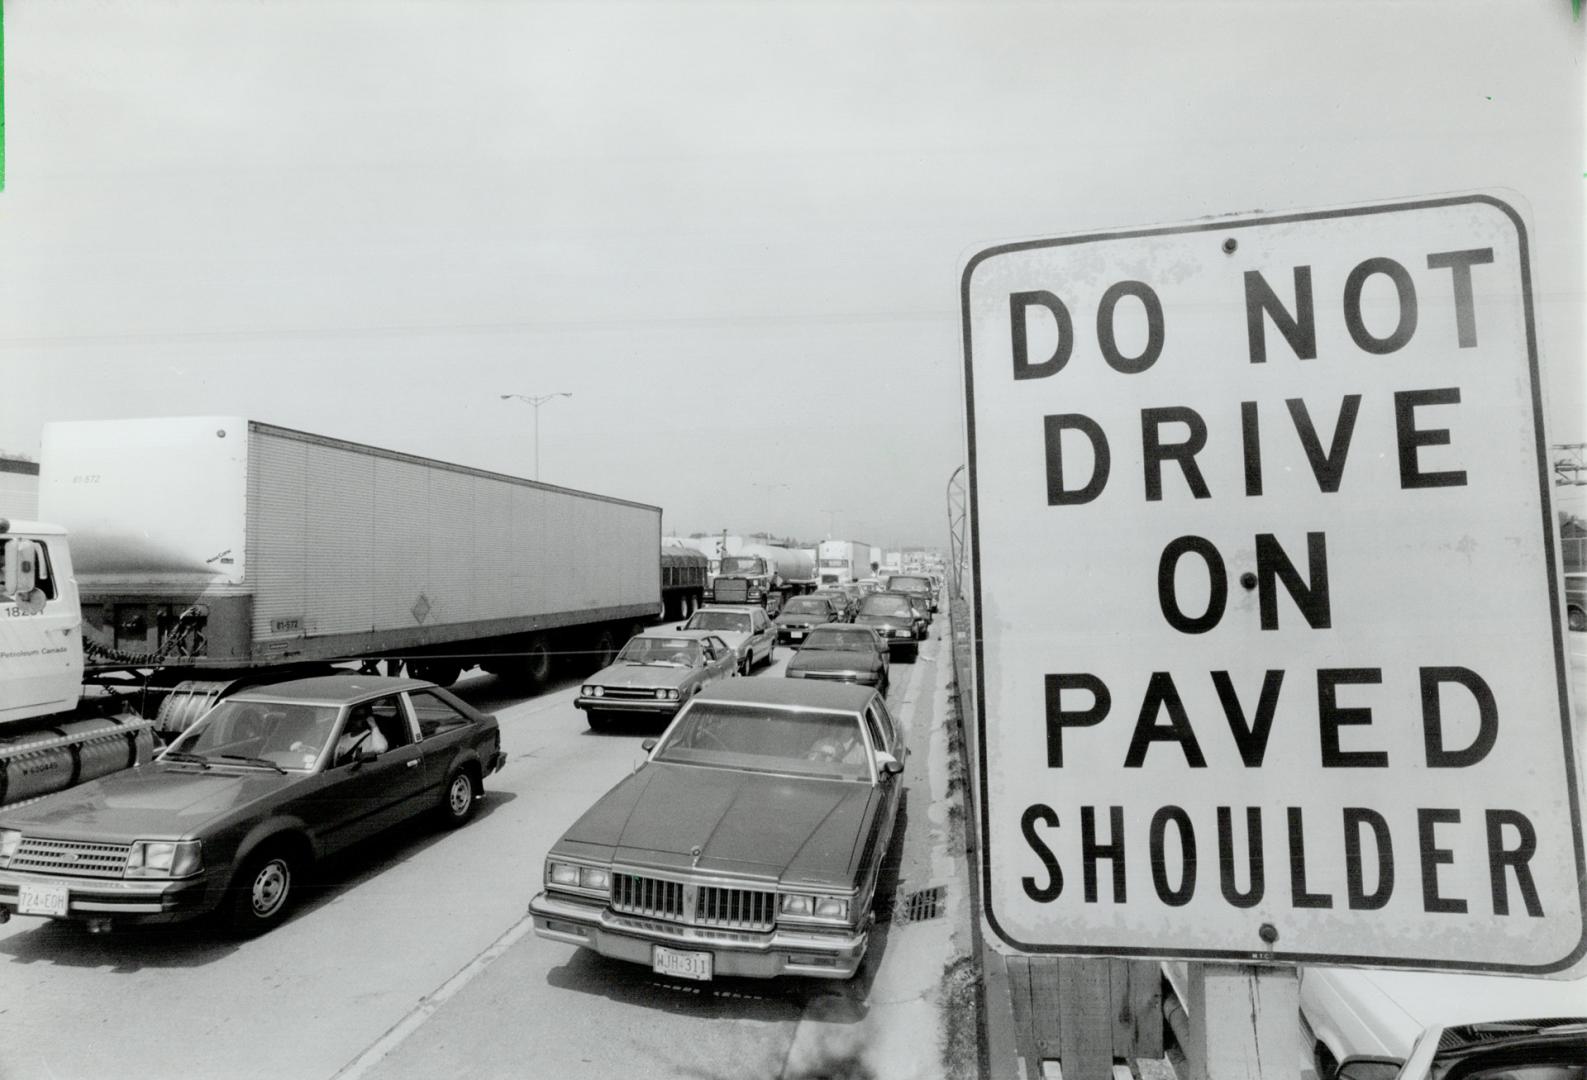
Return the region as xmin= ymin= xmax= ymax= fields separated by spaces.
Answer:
xmin=1 ymin=717 xmax=156 ymax=807
xmin=154 ymin=679 xmax=241 ymax=736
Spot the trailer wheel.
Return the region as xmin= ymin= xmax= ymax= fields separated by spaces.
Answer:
xmin=592 ymin=630 xmax=618 ymax=669
xmin=1571 ymin=605 xmax=1586 ymax=632
xmin=519 ymin=636 xmax=553 ymax=686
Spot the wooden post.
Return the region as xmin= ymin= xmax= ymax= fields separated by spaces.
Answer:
xmin=1183 ymin=962 xmax=1301 ymax=1080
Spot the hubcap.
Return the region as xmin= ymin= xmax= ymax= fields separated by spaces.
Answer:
xmin=449 ymin=776 xmax=472 ymax=815
xmin=251 ymin=859 xmax=290 ymax=917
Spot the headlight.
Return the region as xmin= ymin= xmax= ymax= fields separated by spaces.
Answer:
xmin=0 ymin=828 xmax=20 ymax=867
xmin=780 ymin=893 xmax=850 ymax=923
xmin=546 ymin=860 xmax=612 ymax=897
xmin=581 ymin=685 xmax=592 ymax=696
xmin=593 ymin=686 xmax=605 ymax=698
xmin=666 ymin=689 xmax=679 ymax=700
xmin=125 ymin=839 xmax=203 ymax=879
xmin=654 ymin=688 xmax=668 ymax=700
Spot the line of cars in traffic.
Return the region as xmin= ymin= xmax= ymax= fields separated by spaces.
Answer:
xmin=0 ymin=575 xmax=941 ymax=987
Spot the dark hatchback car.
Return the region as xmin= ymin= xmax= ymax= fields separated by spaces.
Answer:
xmin=0 ymin=675 xmax=504 ymax=936
xmin=776 ymin=594 xmax=844 ymax=643
xmin=530 ymin=679 xmax=906 ymax=981
xmin=853 ymin=592 xmax=920 ymax=661
xmin=785 ymin=624 xmax=890 ymax=694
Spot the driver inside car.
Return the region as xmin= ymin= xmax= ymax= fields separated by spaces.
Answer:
xmin=335 ymin=708 xmax=389 ymax=765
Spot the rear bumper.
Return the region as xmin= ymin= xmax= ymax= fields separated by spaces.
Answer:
xmin=529 ymin=890 xmax=868 ymax=980
xmin=0 ymin=868 xmax=217 ymax=925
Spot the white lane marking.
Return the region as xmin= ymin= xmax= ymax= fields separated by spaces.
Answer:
xmin=330 ymin=914 xmax=536 ymax=1080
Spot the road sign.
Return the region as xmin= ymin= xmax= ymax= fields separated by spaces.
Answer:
xmin=960 ymin=194 xmax=1584 ymax=973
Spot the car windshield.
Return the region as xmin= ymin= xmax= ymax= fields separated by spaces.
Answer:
xmin=720 ymin=557 xmax=762 ymax=574
xmin=800 ymin=628 xmax=877 ymax=651
xmin=782 ymin=598 xmax=828 ymax=615
xmin=653 ymin=702 xmax=872 ymax=781
xmin=617 ymin=637 xmax=702 ymax=666
xmin=859 ymin=595 xmax=912 ymax=616
xmin=166 ymin=700 xmax=340 ymax=771
xmin=686 ymin=611 xmax=751 ymax=633
xmin=890 ymin=577 xmax=930 ymax=593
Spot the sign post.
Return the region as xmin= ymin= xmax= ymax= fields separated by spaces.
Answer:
xmin=960 ymin=192 xmax=1583 ymax=1071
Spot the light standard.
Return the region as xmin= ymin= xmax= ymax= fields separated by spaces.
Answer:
xmin=499 ymin=393 xmax=572 ymax=481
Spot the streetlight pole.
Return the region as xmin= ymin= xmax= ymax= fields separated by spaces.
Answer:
xmin=499 ymin=393 xmax=572 ymax=481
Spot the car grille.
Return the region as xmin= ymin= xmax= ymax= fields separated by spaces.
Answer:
xmin=11 ymin=837 xmax=130 ymax=879
xmin=611 ymin=872 xmax=776 ymax=931
xmin=713 ymin=580 xmax=750 ymax=602
xmin=800 ymin=671 xmax=861 ymax=682
xmin=599 ymin=687 xmax=660 ymax=700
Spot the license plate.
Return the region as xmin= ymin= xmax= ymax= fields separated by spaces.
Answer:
xmin=18 ymin=882 xmax=69 ymax=917
xmin=653 ymin=944 xmax=713 ymax=981
xmin=791 ymin=630 xmax=804 ymax=639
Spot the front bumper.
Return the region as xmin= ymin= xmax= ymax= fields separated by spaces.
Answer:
xmin=529 ymin=890 xmax=869 ymax=980
xmin=575 ymin=696 xmax=683 ymax=717
xmin=786 ymin=669 xmax=882 ymax=687
xmin=0 ymin=867 xmax=217 ymax=925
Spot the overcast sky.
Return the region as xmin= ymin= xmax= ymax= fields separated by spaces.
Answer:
xmin=1 ymin=0 xmax=1582 ymax=541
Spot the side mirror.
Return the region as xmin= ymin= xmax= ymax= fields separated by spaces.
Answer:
xmin=641 ymin=738 xmax=658 ymax=752
xmin=1335 ymin=1058 xmax=1402 ymax=1080
xmin=2 ymin=538 xmax=40 ymax=599
xmin=876 ymin=752 xmax=903 ymax=776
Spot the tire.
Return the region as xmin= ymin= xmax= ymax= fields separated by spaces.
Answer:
xmin=587 ymin=710 xmax=613 ymax=733
xmin=438 ymin=767 xmax=480 ymax=828
xmin=740 ymin=654 xmax=752 ymax=676
xmin=1571 ymin=606 xmax=1586 ymax=632
xmin=226 ymin=846 xmax=298 ymax=937
xmin=518 ymin=636 xmax=553 ymax=687
xmin=592 ymin=630 xmax=618 ymax=670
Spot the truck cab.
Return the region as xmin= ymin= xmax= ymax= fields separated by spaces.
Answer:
xmin=0 ymin=519 xmax=84 ymax=724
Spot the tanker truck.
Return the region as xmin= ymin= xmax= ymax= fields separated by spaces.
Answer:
xmin=6 ymin=417 xmax=661 ymax=767
xmin=708 ymin=543 xmax=815 ymax=612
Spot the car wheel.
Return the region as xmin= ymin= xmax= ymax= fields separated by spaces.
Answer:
xmin=1571 ymin=606 xmax=1586 ymax=632
xmin=880 ymin=673 xmax=890 ymax=696
xmin=587 ymin=710 xmax=613 ymax=733
xmin=438 ymin=767 xmax=480 ymax=829
xmin=226 ymin=846 xmax=298 ymax=937
xmin=740 ymin=654 xmax=751 ymax=676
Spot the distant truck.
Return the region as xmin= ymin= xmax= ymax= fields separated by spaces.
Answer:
xmin=709 ymin=544 xmax=815 ymax=611
xmin=816 ymin=539 xmax=872 ymax=586
xmin=868 ymin=546 xmax=883 ymax=576
xmin=660 ymin=543 xmax=709 ymax=622
xmin=36 ymin=416 xmax=662 ymax=736
xmin=882 ymin=551 xmax=902 ymax=573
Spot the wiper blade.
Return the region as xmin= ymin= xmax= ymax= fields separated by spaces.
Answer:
xmin=161 ymin=750 xmax=212 ymax=768
xmin=216 ymin=754 xmax=288 ymax=774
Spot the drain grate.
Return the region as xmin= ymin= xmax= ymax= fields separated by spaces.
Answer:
xmin=893 ymin=885 xmax=947 ymax=924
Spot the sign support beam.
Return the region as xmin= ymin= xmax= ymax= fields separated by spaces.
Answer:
xmin=1183 ymin=962 xmax=1301 ymax=1080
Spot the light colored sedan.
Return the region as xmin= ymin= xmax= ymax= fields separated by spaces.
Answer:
xmin=680 ymin=604 xmax=777 ymax=674
xmin=576 ymin=630 xmax=738 ymax=730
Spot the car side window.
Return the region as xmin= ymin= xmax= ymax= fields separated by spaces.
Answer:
xmin=408 ymin=690 xmax=470 ymax=739
xmin=753 ymin=609 xmax=767 ymax=631
xmin=366 ymin=694 xmax=413 ymax=750
xmin=863 ymin=703 xmax=891 ymax=756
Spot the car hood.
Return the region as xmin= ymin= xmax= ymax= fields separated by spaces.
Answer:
xmin=0 ymin=762 xmax=297 ymax=842
xmin=788 ymin=650 xmax=877 ymax=674
xmin=561 ymin=763 xmax=878 ymax=888
xmin=591 ymin=662 xmax=693 ymax=689
xmin=776 ymin=614 xmax=827 ymax=627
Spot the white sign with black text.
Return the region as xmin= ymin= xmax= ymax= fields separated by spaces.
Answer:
xmin=961 ymin=194 xmax=1583 ymax=973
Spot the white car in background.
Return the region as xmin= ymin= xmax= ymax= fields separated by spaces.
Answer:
xmin=678 ymin=604 xmax=776 ymax=674
xmin=1300 ymin=965 xmax=1587 ymax=1080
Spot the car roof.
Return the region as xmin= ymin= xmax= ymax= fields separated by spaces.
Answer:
xmin=693 ymin=605 xmax=759 ymax=615
xmin=637 ymin=628 xmax=721 ymax=641
xmin=692 ymin=678 xmax=878 ymax=709
xmin=228 ymin=674 xmax=433 ymax=704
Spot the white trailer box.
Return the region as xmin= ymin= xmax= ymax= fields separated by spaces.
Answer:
xmin=40 ymin=417 xmax=660 ymax=678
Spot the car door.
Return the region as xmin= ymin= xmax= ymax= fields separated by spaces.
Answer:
xmin=751 ymin=607 xmax=775 ymax=662
xmin=313 ymin=694 xmax=428 ymax=851
xmin=703 ymin=636 xmax=736 ymax=684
